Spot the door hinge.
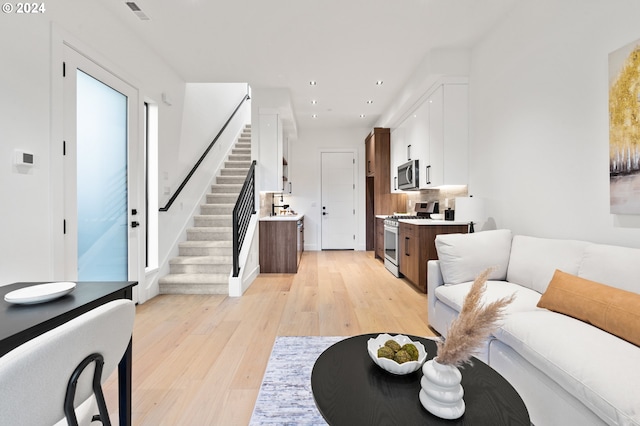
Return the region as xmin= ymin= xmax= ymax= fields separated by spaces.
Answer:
xmin=62 ymin=61 xmax=66 ymax=77
xmin=63 ymin=219 xmax=66 ymax=234
xmin=352 ymin=158 xmax=355 ymax=164
xmin=63 ymin=140 xmax=66 ymax=155
xmin=353 ymin=234 xmax=355 ymax=240
xmin=353 ymin=209 xmax=355 ymax=215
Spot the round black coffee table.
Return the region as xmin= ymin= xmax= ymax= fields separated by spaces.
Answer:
xmin=311 ymin=334 xmax=529 ymax=425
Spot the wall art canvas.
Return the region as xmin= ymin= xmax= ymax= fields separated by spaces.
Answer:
xmin=609 ymin=39 xmax=640 ymax=214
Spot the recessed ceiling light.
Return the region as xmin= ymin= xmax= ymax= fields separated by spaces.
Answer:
xmin=311 ymin=100 xmax=318 ymax=105
xmin=359 ymin=114 xmax=366 ymax=118
xmin=312 ymin=114 xmax=318 ymax=118
xmin=310 ymin=81 xmax=317 ymax=86
xmin=375 ymin=80 xmax=383 ymax=86
xmin=366 ymin=100 xmax=374 ymax=104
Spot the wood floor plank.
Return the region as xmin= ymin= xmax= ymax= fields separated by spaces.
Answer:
xmin=103 ymin=250 xmax=436 ymax=425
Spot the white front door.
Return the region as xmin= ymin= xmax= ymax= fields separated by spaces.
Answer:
xmin=321 ymin=152 xmax=356 ymax=250
xmin=62 ymin=46 xmax=141 ymax=286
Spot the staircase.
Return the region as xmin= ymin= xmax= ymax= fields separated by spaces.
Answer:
xmin=159 ymin=125 xmax=252 ymax=294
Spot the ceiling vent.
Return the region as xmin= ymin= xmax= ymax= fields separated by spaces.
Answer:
xmin=126 ymin=2 xmax=150 ymax=20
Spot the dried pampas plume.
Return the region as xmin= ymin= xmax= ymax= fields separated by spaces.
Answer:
xmin=436 ymin=267 xmax=514 ymax=367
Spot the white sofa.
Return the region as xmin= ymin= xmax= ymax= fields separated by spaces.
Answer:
xmin=427 ymin=229 xmax=640 ymax=426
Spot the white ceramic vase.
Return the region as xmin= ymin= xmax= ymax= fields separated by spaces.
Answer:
xmin=419 ymin=359 xmax=465 ymax=420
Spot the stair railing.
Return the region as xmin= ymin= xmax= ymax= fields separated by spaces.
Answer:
xmin=232 ymin=160 xmax=257 ymax=277
xmin=159 ymin=93 xmax=250 ymax=212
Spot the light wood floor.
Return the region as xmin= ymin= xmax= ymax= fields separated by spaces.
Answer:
xmin=104 ymin=250 xmax=437 ymax=425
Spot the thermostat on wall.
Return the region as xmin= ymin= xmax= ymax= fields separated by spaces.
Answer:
xmin=15 ymin=150 xmax=34 ymax=167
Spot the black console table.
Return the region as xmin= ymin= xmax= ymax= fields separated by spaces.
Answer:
xmin=311 ymin=334 xmax=529 ymax=425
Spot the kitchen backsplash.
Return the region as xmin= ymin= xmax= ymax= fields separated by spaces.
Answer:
xmin=405 ymin=186 xmax=468 ymax=214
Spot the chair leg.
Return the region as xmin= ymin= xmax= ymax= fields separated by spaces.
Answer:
xmin=65 ymin=353 xmax=111 ymax=426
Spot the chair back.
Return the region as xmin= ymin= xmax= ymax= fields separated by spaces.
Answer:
xmin=0 ymin=299 xmax=135 ymax=425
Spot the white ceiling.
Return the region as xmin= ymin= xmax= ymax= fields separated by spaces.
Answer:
xmin=96 ymin=0 xmax=517 ymax=132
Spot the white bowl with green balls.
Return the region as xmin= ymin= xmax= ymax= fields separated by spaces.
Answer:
xmin=367 ymin=333 xmax=427 ymax=375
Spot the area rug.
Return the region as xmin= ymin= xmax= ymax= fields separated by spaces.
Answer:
xmin=249 ymin=336 xmax=345 ymax=425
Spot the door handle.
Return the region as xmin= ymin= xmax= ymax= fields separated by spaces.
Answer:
xmin=131 ymin=221 xmax=140 ymax=228
xmin=405 ymin=237 xmax=410 ymax=255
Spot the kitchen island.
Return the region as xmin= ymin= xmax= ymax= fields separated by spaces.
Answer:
xmin=259 ymin=214 xmax=304 ymax=273
xmin=398 ymin=219 xmax=468 ymax=292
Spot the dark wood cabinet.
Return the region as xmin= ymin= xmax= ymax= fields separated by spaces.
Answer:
xmin=375 ymin=217 xmax=385 ymax=260
xmin=365 ymin=128 xmax=406 ymax=251
xmin=259 ymin=217 xmax=304 ymax=273
xmin=399 ymin=223 xmax=468 ymax=292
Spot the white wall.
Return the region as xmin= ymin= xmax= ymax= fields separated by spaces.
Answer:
xmin=286 ymin=127 xmax=369 ymax=251
xmin=0 ymin=0 xmax=186 ymax=288
xmin=468 ymin=0 xmax=640 ymax=248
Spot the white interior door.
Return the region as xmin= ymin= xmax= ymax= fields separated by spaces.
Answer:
xmin=63 ymin=46 xmax=141 ymax=285
xmin=321 ymin=152 xmax=356 ymax=250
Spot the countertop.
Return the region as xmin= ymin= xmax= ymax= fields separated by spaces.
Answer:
xmin=259 ymin=214 xmax=304 ymax=222
xmin=398 ymin=218 xmax=469 ymax=226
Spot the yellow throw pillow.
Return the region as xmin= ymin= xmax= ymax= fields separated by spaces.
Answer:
xmin=537 ymin=269 xmax=640 ymax=347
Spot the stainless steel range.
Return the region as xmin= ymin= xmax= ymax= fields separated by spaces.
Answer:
xmin=383 ymin=202 xmax=439 ymax=277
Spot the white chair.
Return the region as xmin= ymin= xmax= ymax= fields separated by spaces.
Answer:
xmin=0 ymin=299 xmax=135 ymax=425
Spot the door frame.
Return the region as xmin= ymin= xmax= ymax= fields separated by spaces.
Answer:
xmin=319 ymin=148 xmax=358 ymax=250
xmin=50 ymin=27 xmax=145 ymax=301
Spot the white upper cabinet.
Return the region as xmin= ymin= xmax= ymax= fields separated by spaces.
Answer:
xmin=259 ymin=112 xmax=284 ymax=192
xmin=427 ymin=83 xmax=468 ymax=188
xmin=390 ymin=80 xmax=468 ymax=190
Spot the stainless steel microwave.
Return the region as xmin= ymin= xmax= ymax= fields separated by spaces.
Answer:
xmin=397 ymin=159 xmax=419 ymax=190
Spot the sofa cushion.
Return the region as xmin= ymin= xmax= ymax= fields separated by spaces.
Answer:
xmin=435 ymin=280 xmax=542 ymax=316
xmin=537 ymin=269 xmax=640 ymax=347
xmin=506 ymin=235 xmax=588 ymax=294
xmin=493 ymin=310 xmax=640 ymax=425
xmin=434 ymin=229 xmax=512 ymax=285
xmin=578 ymin=243 xmax=640 ymax=294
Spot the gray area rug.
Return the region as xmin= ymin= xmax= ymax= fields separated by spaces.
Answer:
xmin=249 ymin=336 xmax=345 ymax=425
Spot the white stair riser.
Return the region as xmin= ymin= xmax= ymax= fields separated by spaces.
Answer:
xmin=159 ymin=283 xmax=229 ymax=295
xmin=209 ymin=184 xmax=242 ymax=194
xmin=220 ymin=169 xmax=249 ymax=176
xmin=200 ymin=205 xmax=234 ymax=215
xmin=216 ymin=176 xmax=245 ymax=185
xmin=194 ymin=217 xmax=232 ymax=227
xmin=206 ymin=194 xmax=238 ymax=204
xmin=170 ymin=263 xmax=231 ymax=274
xmin=187 ymin=229 xmax=232 ymax=241
xmin=179 ymin=246 xmax=230 ymax=256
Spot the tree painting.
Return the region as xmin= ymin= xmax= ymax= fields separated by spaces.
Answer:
xmin=610 ymin=40 xmax=640 ymax=214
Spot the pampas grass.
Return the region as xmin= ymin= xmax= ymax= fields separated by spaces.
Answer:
xmin=436 ymin=267 xmax=514 ymax=367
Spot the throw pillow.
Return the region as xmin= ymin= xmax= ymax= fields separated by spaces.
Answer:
xmin=434 ymin=229 xmax=512 ymax=285
xmin=537 ymin=269 xmax=640 ymax=347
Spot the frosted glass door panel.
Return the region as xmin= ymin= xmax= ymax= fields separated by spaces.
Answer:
xmin=76 ymin=70 xmax=128 ymax=281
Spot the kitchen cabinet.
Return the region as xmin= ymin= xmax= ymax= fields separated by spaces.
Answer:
xmin=390 ymin=80 xmax=468 ymax=190
xmin=375 ymin=217 xmax=385 ymax=260
xmin=259 ymin=216 xmax=304 ymax=273
xmin=398 ymin=221 xmax=468 ymax=292
xmin=258 ymin=112 xmax=283 ymax=192
xmin=365 ymin=128 xmax=407 ymax=251
xmin=259 ymin=112 xmax=293 ymax=193
xmin=427 ymin=84 xmax=468 ymax=187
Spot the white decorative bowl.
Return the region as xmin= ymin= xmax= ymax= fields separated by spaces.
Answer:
xmin=367 ymin=333 xmax=427 ymax=375
xmin=430 ymin=213 xmax=444 ymax=220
